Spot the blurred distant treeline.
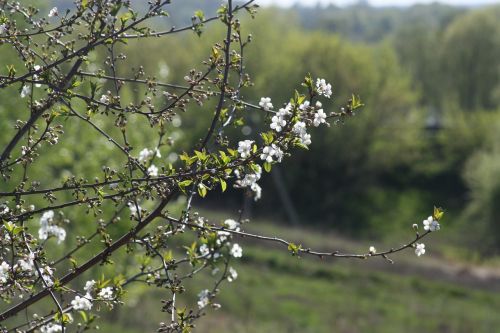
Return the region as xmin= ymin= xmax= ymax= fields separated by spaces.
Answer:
xmin=3 ymin=1 xmax=500 ymax=254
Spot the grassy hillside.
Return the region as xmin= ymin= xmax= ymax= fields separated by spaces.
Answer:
xmin=98 ymin=211 xmax=500 ymax=333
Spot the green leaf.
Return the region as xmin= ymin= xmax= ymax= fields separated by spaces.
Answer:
xmin=79 ymin=311 xmax=88 ymax=323
xmin=178 ymin=180 xmax=193 ymax=188
xmin=261 ymin=132 xmax=274 ymax=145
xmin=211 ymin=46 xmax=220 ymax=61
xmin=6 ymin=64 xmax=16 ymax=77
xmin=72 ymin=80 xmax=82 ymax=88
xmin=350 ymin=94 xmax=364 ymax=110
xmin=433 ymin=206 xmax=444 ymax=221
xmin=69 ymin=257 xmax=78 ymax=268
xmin=234 ymin=118 xmax=244 ymax=126
xmin=198 ymin=184 xmax=207 ymax=198
xmin=81 ymin=0 xmax=88 ymax=9
xmin=219 ymin=151 xmax=231 ymax=164
xmin=163 ymin=250 xmax=173 ymax=262
xmin=264 ymin=162 xmax=272 ymax=173
xmin=194 ymin=10 xmax=205 ymax=21
xmin=296 ymin=94 xmax=306 ymax=105
xmin=287 ymin=243 xmax=302 ymax=256
xmin=302 ymin=73 xmax=313 ymax=90
xmin=294 ymin=141 xmax=309 ymax=150
xmin=120 ymin=12 xmax=133 ymax=24
xmin=194 ymin=150 xmax=207 ymax=161
xmin=220 ymin=179 xmax=227 ymax=192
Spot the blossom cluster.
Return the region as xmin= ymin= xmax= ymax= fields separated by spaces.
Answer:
xmin=316 ymin=78 xmax=333 ymax=98
xmin=234 ymin=165 xmax=262 ymax=201
xmin=196 ymin=219 xmax=244 ymax=261
xmin=414 ymin=215 xmax=441 ymax=257
xmin=38 ymin=211 xmax=66 ymax=244
xmin=233 ymin=83 xmax=332 ymax=201
xmin=194 ymin=219 xmax=242 ymax=309
xmin=40 ymin=323 xmax=62 ymax=333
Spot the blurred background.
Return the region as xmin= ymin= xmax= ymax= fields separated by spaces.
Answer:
xmin=2 ymin=0 xmax=500 ymax=332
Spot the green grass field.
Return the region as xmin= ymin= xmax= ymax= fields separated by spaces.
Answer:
xmin=95 ymin=211 xmax=500 ymax=333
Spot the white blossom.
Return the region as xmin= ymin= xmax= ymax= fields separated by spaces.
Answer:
xmin=99 ymin=94 xmax=110 ymax=104
xmin=272 ymin=144 xmax=284 ymax=162
xmin=33 ymin=65 xmax=42 ymax=87
xmin=261 ymin=144 xmax=283 ymax=163
xmin=40 ymin=211 xmax=54 ymax=227
xmin=316 ymin=78 xmax=332 ymax=98
xmin=48 ymin=7 xmax=58 ymax=17
xmin=299 ymin=133 xmax=312 ymax=146
xmin=0 ymin=205 xmax=9 ymax=216
xmin=270 ymin=114 xmax=286 ymax=132
xmin=98 ymin=287 xmax=113 ymax=300
xmin=40 ymin=323 xmax=62 ymax=333
xmin=259 ymin=97 xmax=273 ymax=111
xmin=197 ymin=289 xmax=210 ymax=309
xmin=38 ymin=266 xmax=54 ymax=287
xmin=369 ymin=246 xmax=376 ymax=254
xmin=71 ymin=295 xmax=93 ymax=311
xmin=127 ymin=202 xmax=142 ymax=217
xmin=38 ymin=211 xmax=66 ymax=244
xmin=138 ymin=148 xmax=153 ymax=162
xmin=195 ymin=216 xmax=207 ymax=227
xmin=299 ymin=100 xmax=310 ymax=111
xmin=279 ymin=104 xmax=292 ymax=116
xmin=234 ymin=165 xmax=262 ymax=201
xmin=230 ymin=243 xmax=243 ymax=258
xmin=251 ymin=182 xmax=262 ymax=201
xmin=293 ymin=121 xmax=307 ymax=135
xmin=415 ymin=243 xmax=426 ymax=257
xmin=313 ymin=109 xmax=327 ymax=127
xmin=84 ymin=280 xmax=96 ymax=294
xmin=260 ymin=145 xmax=275 ymax=163
xmin=38 ymin=225 xmax=66 ymax=244
xmin=423 ymin=216 xmax=440 ymax=232
xmin=147 ymin=164 xmax=159 ymax=177
xmin=158 ymin=62 xmax=170 ymax=79
xmin=235 ymin=165 xmax=261 ymax=188
xmin=217 ymin=231 xmax=230 ymax=245
xmin=224 ymin=219 xmax=240 ymax=231
xmin=227 ymin=267 xmax=238 ymax=282
xmin=20 ymin=85 xmax=31 ymax=98
xmin=138 ymin=148 xmax=161 ymax=162
xmin=199 ymin=244 xmax=210 ymax=256
xmin=0 ymin=261 xmax=10 ymax=283
xmin=0 ymin=24 xmax=6 ymax=35
xmin=237 ymin=140 xmax=254 ymax=159
xmin=17 ymin=252 xmax=35 ymax=272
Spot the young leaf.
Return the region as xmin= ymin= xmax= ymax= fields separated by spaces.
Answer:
xmin=198 ymin=184 xmax=207 ymax=198
xmin=220 ymin=179 xmax=227 ymax=192
xmin=433 ymin=206 xmax=444 ymax=221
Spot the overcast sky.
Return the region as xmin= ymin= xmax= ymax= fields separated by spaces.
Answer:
xmin=257 ymin=0 xmax=500 ymax=7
